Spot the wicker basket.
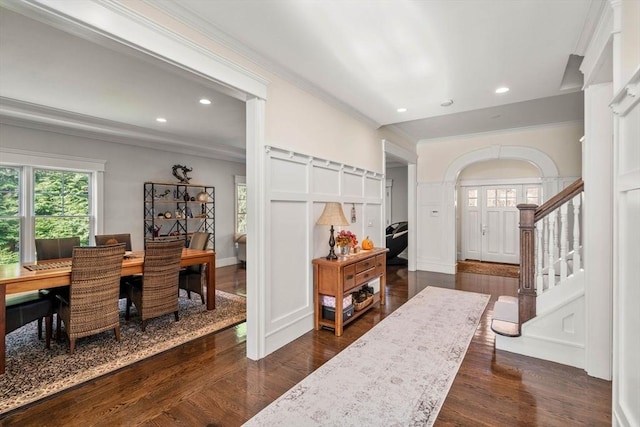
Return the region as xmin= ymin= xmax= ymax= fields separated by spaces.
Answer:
xmin=353 ymin=294 xmax=373 ymax=311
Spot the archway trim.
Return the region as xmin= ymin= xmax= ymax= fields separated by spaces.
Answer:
xmin=443 ymin=145 xmax=559 ymax=183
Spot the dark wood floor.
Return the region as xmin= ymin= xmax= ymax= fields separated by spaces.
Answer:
xmin=1 ymin=264 xmax=612 ymax=426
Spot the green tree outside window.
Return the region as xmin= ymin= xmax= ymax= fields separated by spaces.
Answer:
xmin=34 ymin=169 xmax=90 ymax=245
xmin=0 ymin=167 xmax=20 ymax=264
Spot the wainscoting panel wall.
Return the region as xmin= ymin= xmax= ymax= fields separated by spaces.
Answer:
xmin=264 ymin=146 xmax=384 ymax=355
xmin=268 ymin=200 xmax=310 ymax=324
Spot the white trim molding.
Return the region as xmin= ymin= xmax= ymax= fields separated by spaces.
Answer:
xmin=443 ymin=145 xmax=559 ymax=183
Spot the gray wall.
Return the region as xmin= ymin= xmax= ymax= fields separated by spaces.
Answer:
xmin=0 ymin=123 xmax=244 ymax=264
xmin=386 ymin=166 xmax=408 ymax=224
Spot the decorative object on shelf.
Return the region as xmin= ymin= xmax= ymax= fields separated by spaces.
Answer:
xmin=154 ymin=189 xmax=171 ymax=200
xmin=351 ymin=203 xmax=357 ymax=223
xmin=183 ymin=191 xmax=190 ymax=202
xmin=352 ymin=284 xmax=374 ymax=311
xmin=196 ymin=191 xmax=209 ymax=202
xmin=164 ymin=211 xmax=172 ymax=219
xmin=148 ymin=224 xmax=161 ymax=237
xmin=335 ymin=230 xmax=358 ymax=255
xmin=172 ymin=164 xmax=193 ymax=184
xmin=316 ymin=202 xmax=349 ymax=260
xmin=362 ymin=236 xmax=374 ymax=250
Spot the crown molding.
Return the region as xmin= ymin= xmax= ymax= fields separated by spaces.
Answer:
xmin=0 ymin=97 xmax=246 ymax=163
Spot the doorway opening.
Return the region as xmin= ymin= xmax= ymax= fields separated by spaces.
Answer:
xmin=457 ymin=159 xmax=542 ymax=265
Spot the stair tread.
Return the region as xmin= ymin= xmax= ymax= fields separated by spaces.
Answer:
xmin=491 ymin=319 xmax=520 ymax=337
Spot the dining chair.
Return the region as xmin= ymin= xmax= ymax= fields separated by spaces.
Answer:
xmin=34 ymin=236 xmax=80 ymax=339
xmin=126 ymin=239 xmax=184 ymax=331
xmin=6 ymin=291 xmax=53 ymax=349
xmin=56 ymin=243 xmax=126 ymax=354
xmin=35 ymin=236 xmax=80 ymax=260
xmin=95 ymin=233 xmax=134 ymax=299
xmin=94 ymin=233 xmax=132 ymax=251
xmin=179 ymin=232 xmax=211 ymax=304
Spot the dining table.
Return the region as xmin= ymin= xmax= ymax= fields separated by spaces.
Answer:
xmin=0 ymin=248 xmax=216 ymax=375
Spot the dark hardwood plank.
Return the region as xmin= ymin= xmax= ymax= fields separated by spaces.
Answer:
xmin=1 ymin=264 xmax=611 ymax=426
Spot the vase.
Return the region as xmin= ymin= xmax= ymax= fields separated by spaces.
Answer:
xmin=338 ymin=245 xmax=350 ymax=256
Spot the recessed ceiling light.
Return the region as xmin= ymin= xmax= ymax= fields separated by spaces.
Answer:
xmin=199 ymin=98 xmax=212 ymax=105
xmin=495 ymin=87 xmax=510 ymax=94
xmin=156 ymin=117 xmax=167 ymax=123
xmin=397 ymin=108 xmax=407 ymax=113
xmin=440 ymin=99 xmax=454 ymax=107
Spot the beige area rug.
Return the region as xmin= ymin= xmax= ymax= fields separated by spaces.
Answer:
xmin=0 ymin=290 xmax=246 ymax=415
xmin=457 ymin=260 xmax=520 ymax=278
xmin=244 ymin=286 xmax=489 ymax=427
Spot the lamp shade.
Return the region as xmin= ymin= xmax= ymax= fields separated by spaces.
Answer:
xmin=316 ymin=202 xmax=349 ymax=226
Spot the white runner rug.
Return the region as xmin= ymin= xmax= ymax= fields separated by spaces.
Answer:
xmin=244 ymin=286 xmax=489 ymax=427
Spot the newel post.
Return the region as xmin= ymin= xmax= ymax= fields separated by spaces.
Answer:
xmin=518 ymin=204 xmax=538 ymax=328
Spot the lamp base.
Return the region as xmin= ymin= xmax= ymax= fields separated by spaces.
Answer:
xmin=326 ymin=248 xmax=338 ymax=260
xmin=326 ymin=225 xmax=338 ymax=260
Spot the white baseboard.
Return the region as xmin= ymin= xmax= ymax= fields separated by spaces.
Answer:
xmin=495 ymin=333 xmax=585 ymax=369
xmin=265 ymin=313 xmax=314 ymax=356
xmin=417 ymin=260 xmax=456 ymax=274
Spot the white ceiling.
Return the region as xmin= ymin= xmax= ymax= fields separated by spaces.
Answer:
xmin=0 ymin=1 xmax=601 ymax=160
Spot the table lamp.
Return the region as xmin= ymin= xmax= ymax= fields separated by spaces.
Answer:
xmin=316 ymin=202 xmax=349 ymax=260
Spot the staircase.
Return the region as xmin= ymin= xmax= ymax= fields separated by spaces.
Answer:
xmin=492 ymin=179 xmax=586 ymax=368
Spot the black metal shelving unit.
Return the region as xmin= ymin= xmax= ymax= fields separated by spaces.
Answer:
xmin=143 ymin=182 xmax=215 ymax=249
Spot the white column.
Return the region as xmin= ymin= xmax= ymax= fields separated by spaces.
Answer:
xmin=583 ymin=83 xmax=614 ymax=380
xmin=245 ymin=97 xmax=266 ymax=360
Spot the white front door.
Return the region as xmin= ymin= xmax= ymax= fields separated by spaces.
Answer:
xmin=482 ymin=186 xmax=520 ymax=263
xmin=462 ymin=185 xmax=541 ymax=264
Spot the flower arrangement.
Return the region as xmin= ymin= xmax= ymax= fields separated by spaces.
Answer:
xmin=335 ymin=230 xmax=358 ymax=248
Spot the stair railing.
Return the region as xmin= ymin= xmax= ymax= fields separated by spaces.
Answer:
xmin=517 ymin=178 xmax=584 ymax=327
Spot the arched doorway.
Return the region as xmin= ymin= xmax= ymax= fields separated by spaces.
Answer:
xmin=457 ymin=159 xmax=542 ymax=264
xmin=442 ymin=145 xmax=560 ymax=269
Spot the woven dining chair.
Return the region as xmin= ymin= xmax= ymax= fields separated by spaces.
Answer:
xmin=178 ymin=232 xmax=210 ymax=304
xmin=126 ymin=239 xmax=184 ymax=331
xmin=34 ymin=236 xmax=81 ymax=340
xmin=94 ymin=233 xmax=132 ymax=251
xmin=56 ymin=243 xmax=126 ymax=354
xmin=95 ymin=233 xmax=134 ymax=299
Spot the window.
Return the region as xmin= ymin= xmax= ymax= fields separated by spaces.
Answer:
xmin=235 ymin=176 xmax=247 ymax=234
xmin=526 ymin=187 xmax=540 ymax=205
xmin=467 ymin=189 xmax=478 ymax=207
xmin=1 ymin=148 xmax=104 ymax=264
xmin=33 ymin=169 xmax=91 ymax=244
xmin=486 ymin=188 xmax=517 ymax=207
xmin=0 ymin=167 xmax=20 ymax=264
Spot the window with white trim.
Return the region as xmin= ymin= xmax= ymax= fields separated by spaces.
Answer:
xmin=235 ymin=175 xmax=247 ymax=234
xmin=0 ymin=167 xmax=21 ymax=264
xmin=0 ymin=149 xmax=104 ymax=264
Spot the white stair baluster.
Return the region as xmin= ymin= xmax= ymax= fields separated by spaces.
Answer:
xmin=572 ymin=193 xmax=582 ymax=271
xmin=553 ymin=211 xmax=560 ymax=261
xmin=536 ymin=220 xmax=544 ymax=294
xmin=560 ymin=203 xmax=568 ymax=280
xmin=548 ymin=211 xmax=556 ymax=288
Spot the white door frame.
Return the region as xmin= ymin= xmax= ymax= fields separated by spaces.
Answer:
xmin=10 ymin=0 xmax=269 ymax=360
xmin=383 ymin=140 xmax=418 ymax=271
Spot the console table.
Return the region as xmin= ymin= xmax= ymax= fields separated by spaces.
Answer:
xmin=312 ymin=247 xmax=387 ymax=336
